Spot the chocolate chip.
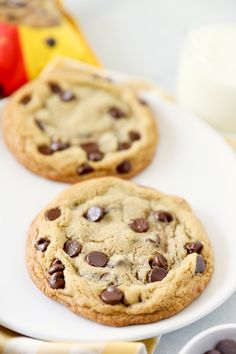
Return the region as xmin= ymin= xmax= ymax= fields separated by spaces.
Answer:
xmin=39 ymin=140 xmax=70 ymax=154
xmin=38 ymin=144 xmax=53 ymax=155
xmin=80 ymin=142 xmax=103 ymax=161
xmin=150 ymin=253 xmax=168 ymax=269
xmin=48 ymin=82 xmax=62 ymax=94
xmin=129 ymin=218 xmax=149 ymax=233
xmin=153 ymin=211 xmax=173 ymax=223
xmin=101 ymin=285 xmax=124 ymax=305
xmin=86 ymin=206 xmax=104 ymax=222
xmin=195 ymin=255 xmax=206 ymax=273
xmin=108 ymin=106 xmax=126 ymax=119
xmin=64 ymin=240 xmax=82 ymax=258
xmin=148 ymin=267 xmax=168 ymax=282
xmin=0 ymin=85 xmax=5 ymax=99
xmin=139 ymin=98 xmax=148 ymax=106
xmin=48 ymin=271 xmax=65 ymax=289
xmin=216 ymin=340 xmax=236 ymax=354
xmin=87 ymin=151 xmax=104 ymax=161
xmin=45 ymin=37 xmax=56 ymax=47
xmin=60 ymin=90 xmax=75 ymax=102
xmin=35 ymin=238 xmax=50 ymax=252
xmin=117 ymin=142 xmax=131 ymax=151
xmin=116 ymin=160 xmax=132 ymax=174
xmin=204 ymin=351 xmax=221 ymax=354
xmin=48 ymin=259 xmax=65 ymax=275
xmin=87 ymin=251 xmax=108 ymax=267
xmin=185 ymin=240 xmax=203 ymax=254
xmin=81 ymin=142 xmax=99 ymax=153
xmin=51 ymin=140 xmax=70 ymax=152
xmin=77 ymin=163 xmax=94 ymax=175
xmin=35 ymin=119 xmax=45 ymax=131
xmin=129 ymin=130 xmax=141 ymax=141
xmin=20 ymin=94 xmax=31 ymax=105
xmin=45 ymin=207 xmax=61 ymax=221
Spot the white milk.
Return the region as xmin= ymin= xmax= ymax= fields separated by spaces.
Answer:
xmin=177 ymin=24 xmax=236 ymax=133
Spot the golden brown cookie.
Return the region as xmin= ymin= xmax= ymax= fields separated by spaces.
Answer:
xmin=3 ymin=60 xmax=158 ymax=183
xmin=0 ymin=0 xmax=61 ymax=27
xmin=26 ymin=177 xmax=214 ymax=326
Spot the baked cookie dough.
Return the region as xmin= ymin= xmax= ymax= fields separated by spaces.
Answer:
xmin=3 ymin=60 xmax=158 ymax=183
xmin=0 ymin=0 xmax=61 ymax=27
xmin=26 ymin=177 xmax=214 ymax=326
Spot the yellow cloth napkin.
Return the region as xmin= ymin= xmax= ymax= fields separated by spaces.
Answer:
xmin=0 ymin=326 xmax=158 ymax=354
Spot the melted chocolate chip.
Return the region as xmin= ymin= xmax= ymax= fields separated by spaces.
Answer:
xmin=45 ymin=207 xmax=61 ymax=221
xmin=153 ymin=210 xmax=173 ymax=223
xmin=80 ymin=142 xmax=103 ymax=161
xmin=185 ymin=240 xmax=203 ymax=254
xmin=51 ymin=140 xmax=70 ymax=152
xmin=48 ymin=271 xmax=65 ymax=289
xmin=45 ymin=37 xmax=56 ymax=47
xmin=35 ymin=238 xmax=50 ymax=252
xmin=148 ymin=267 xmax=168 ymax=282
xmin=116 ymin=160 xmax=132 ymax=174
xmin=129 ymin=130 xmax=141 ymax=141
xmin=81 ymin=142 xmax=99 ymax=153
xmin=108 ymin=106 xmax=126 ymax=119
xmin=87 ymin=251 xmax=108 ymax=267
xmin=20 ymin=94 xmax=31 ymax=105
xmin=150 ymin=253 xmax=168 ymax=270
xmin=86 ymin=206 xmax=104 ymax=222
xmin=64 ymin=240 xmax=82 ymax=258
xmin=101 ymin=285 xmax=124 ymax=305
xmin=35 ymin=119 xmax=45 ymax=131
xmin=60 ymin=90 xmax=75 ymax=102
xmin=129 ymin=218 xmax=149 ymax=233
xmin=48 ymin=259 xmax=65 ymax=275
xmin=48 ymin=82 xmax=62 ymax=94
xmin=216 ymin=339 xmax=236 ymax=354
xmin=38 ymin=144 xmax=53 ymax=155
xmin=195 ymin=255 xmax=206 ymax=273
xmin=87 ymin=151 xmax=104 ymax=161
xmin=38 ymin=140 xmax=70 ymax=155
xmin=117 ymin=142 xmax=131 ymax=151
xmin=77 ymin=163 xmax=94 ymax=175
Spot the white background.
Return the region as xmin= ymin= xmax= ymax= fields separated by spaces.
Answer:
xmin=66 ymin=0 xmax=236 ymax=94
xmin=63 ymin=1 xmax=236 ymax=351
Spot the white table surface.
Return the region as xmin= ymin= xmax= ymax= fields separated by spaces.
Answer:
xmin=65 ymin=1 xmax=236 ymax=352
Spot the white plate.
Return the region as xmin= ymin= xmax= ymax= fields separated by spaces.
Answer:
xmin=0 ymin=91 xmax=236 ymax=342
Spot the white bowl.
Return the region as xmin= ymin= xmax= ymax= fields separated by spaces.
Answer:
xmin=180 ymin=324 xmax=236 ymax=354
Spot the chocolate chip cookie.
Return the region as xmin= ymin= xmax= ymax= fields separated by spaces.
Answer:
xmin=0 ymin=0 xmax=61 ymax=27
xmin=26 ymin=177 xmax=214 ymax=326
xmin=3 ymin=60 xmax=158 ymax=183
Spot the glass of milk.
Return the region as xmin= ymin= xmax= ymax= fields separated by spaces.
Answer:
xmin=176 ymin=24 xmax=236 ymax=135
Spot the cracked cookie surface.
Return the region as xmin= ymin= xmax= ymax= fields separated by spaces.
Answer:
xmin=3 ymin=63 xmax=157 ymax=183
xmin=26 ymin=177 xmax=214 ymax=326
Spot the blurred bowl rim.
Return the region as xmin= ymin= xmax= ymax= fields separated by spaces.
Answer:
xmin=179 ymin=323 xmax=236 ymax=354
